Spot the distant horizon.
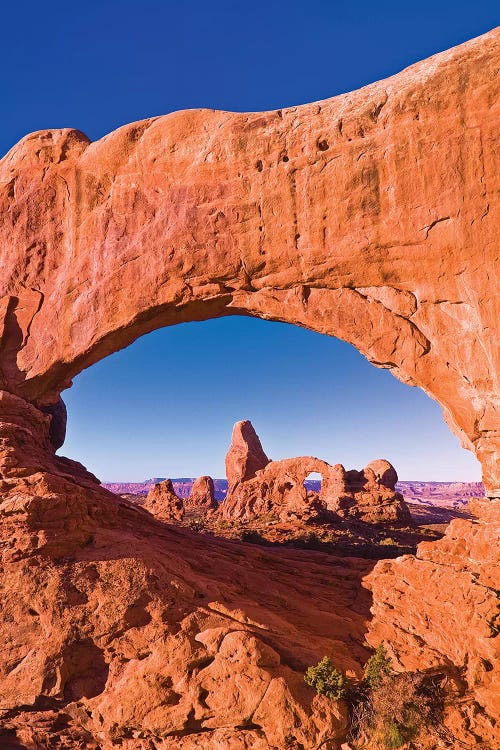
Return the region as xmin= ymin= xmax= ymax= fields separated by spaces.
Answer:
xmin=102 ymin=475 xmax=484 ymax=485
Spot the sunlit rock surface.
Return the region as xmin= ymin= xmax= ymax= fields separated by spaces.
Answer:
xmin=0 ymin=28 xmax=498 ymax=749
xmin=221 ymin=421 xmax=411 ymax=524
xmin=185 ymin=475 xmax=218 ymax=510
xmin=144 ymin=478 xmax=185 ymax=521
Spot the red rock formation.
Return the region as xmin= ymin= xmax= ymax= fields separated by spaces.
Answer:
xmin=143 ymin=479 xmax=184 ymax=521
xmin=323 ymin=462 xmax=411 ymax=524
xmin=364 ymin=499 xmax=500 ymax=746
xmin=0 ymin=406 xmax=368 ymax=748
xmin=0 ymin=30 xmax=498 ymax=495
xmin=222 ymin=455 xmax=326 ymax=521
xmin=225 ymin=421 xmax=270 ymax=491
xmin=0 ymin=29 xmax=498 ymax=749
xmin=186 ymin=475 xmax=217 ymax=510
xmin=221 ymin=422 xmax=410 ymax=524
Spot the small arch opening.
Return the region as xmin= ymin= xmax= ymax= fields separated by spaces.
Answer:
xmin=303 ymin=472 xmax=322 ymax=494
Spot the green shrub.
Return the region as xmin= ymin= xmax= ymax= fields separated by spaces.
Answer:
xmin=363 ymin=643 xmax=392 ymax=689
xmin=381 ymin=721 xmax=406 ymax=748
xmin=304 ymin=656 xmax=348 ymax=700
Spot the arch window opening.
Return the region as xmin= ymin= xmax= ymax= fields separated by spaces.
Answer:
xmin=59 ymin=316 xmax=482 ymax=557
xmin=303 ymin=472 xmax=322 ymax=495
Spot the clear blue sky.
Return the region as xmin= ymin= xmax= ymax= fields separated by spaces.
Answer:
xmin=4 ymin=1 xmax=495 ymax=481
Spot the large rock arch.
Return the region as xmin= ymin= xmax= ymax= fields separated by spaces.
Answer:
xmin=1 ymin=30 xmax=498 ymax=495
xmin=0 ymin=30 xmax=498 ymax=750
xmin=0 ymin=30 xmax=499 ymax=494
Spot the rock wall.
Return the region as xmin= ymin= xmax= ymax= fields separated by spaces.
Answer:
xmin=365 ymin=499 xmax=500 ymax=746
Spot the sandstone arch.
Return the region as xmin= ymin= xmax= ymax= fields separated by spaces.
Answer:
xmin=0 ymin=31 xmax=499 ymax=749
xmin=0 ymin=29 xmax=498 ymax=495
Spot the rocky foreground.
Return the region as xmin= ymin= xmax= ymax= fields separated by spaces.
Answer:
xmin=0 ymin=399 xmax=498 ymax=749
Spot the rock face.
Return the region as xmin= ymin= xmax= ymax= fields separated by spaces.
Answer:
xmin=0 ymin=29 xmax=498 ymax=495
xmin=221 ymin=422 xmax=410 ymax=524
xmin=0 ymin=399 xmax=367 ymax=748
xmin=225 ymin=421 xmax=270 ymax=491
xmin=325 ymin=462 xmax=411 ymax=524
xmin=186 ymin=475 xmax=218 ymax=510
xmin=365 ymin=498 xmax=500 ymax=746
xmin=0 ymin=29 xmax=498 ymax=750
xmin=144 ymin=479 xmax=184 ymax=521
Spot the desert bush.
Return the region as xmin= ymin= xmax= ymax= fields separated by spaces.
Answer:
xmin=305 ymin=646 xmax=444 ymax=748
xmin=363 ymin=643 xmax=392 ymax=689
xmin=304 ymin=656 xmax=349 ymax=700
xmin=353 ymin=671 xmax=445 ymax=748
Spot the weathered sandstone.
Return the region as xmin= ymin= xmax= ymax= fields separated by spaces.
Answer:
xmin=365 ymin=498 xmax=500 ymax=746
xmin=144 ymin=479 xmax=184 ymax=521
xmin=225 ymin=420 xmax=270 ymax=491
xmin=0 ymin=29 xmax=498 ymax=494
xmin=221 ymin=421 xmax=410 ymax=524
xmin=0 ymin=432 xmax=366 ymax=748
xmin=186 ymin=475 xmax=217 ymax=510
xmin=0 ymin=29 xmax=498 ymax=749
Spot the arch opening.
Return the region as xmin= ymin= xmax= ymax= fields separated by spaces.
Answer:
xmin=303 ymin=472 xmax=323 ymax=494
xmin=58 ymin=316 xmax=481 ymax=512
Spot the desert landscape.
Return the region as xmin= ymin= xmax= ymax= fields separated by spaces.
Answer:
xmin=0 ymin=21 xmax=498 ymax=750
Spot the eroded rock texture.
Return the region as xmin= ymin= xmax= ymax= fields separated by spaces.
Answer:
xmin=186 ymin=475 xmax=218 ymax=510
xmin=365 ymin=499 xmax=500 ymax=746
xmin=221 ymin=421 xmax=410 ymax=524
xmin=0 ymin=29 xmax=498 ymax=750
xmin=226 ymin=420 xmax=270 ymax=491
xmin=144 ymin=479 xmax=185 ymax=521
xmin=0 ymin=29 xmax=498 ymax=494
xmin=0 ymin=393 xmax=365 ymax=748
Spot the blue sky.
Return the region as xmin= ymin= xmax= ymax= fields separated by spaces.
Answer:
xmin=4 ymin=1 xmax=496 ymax=481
